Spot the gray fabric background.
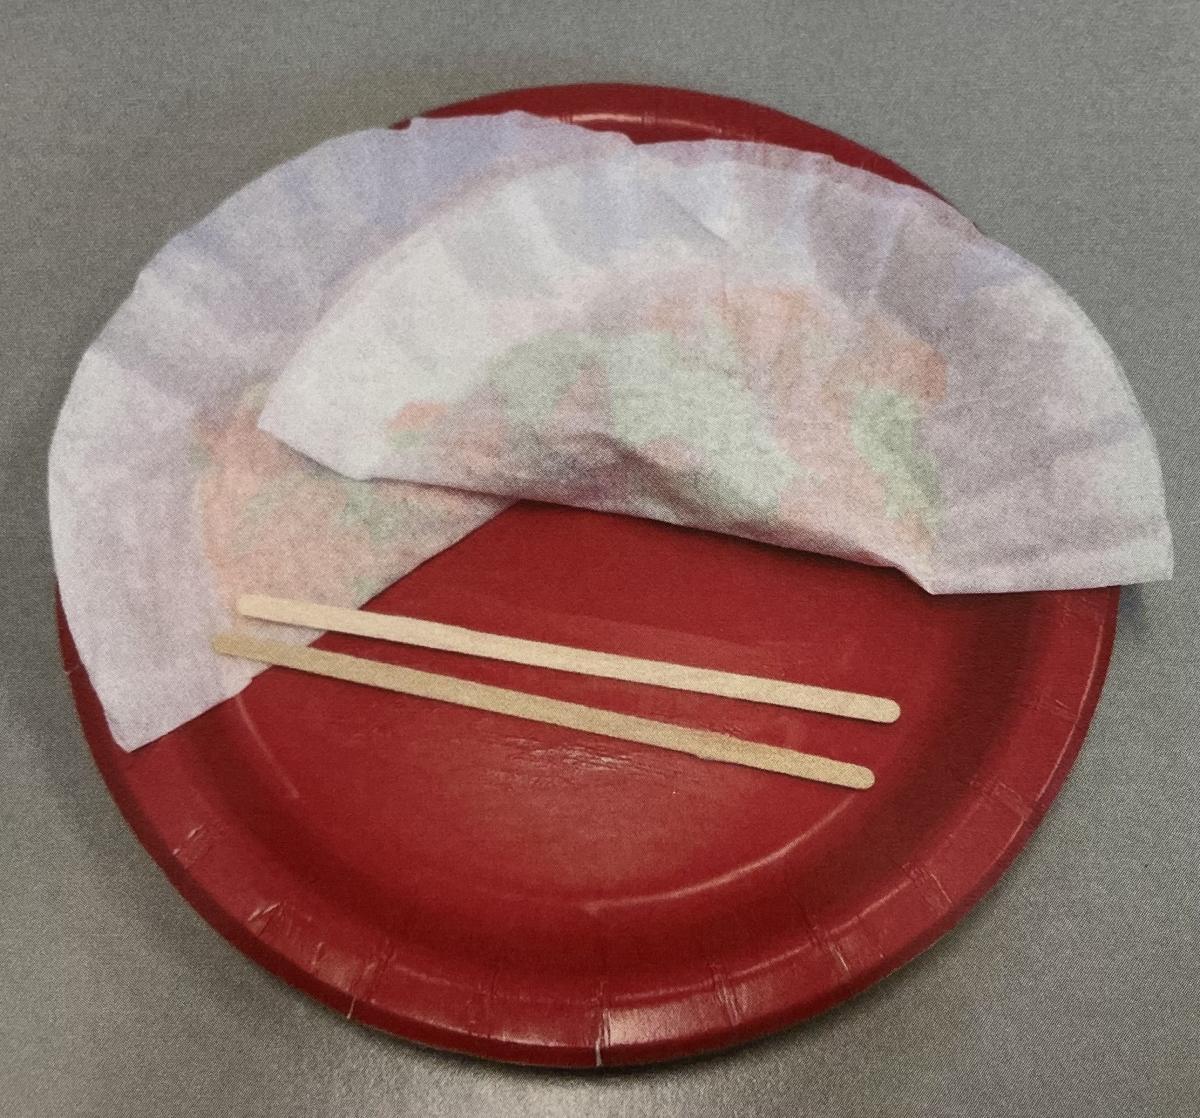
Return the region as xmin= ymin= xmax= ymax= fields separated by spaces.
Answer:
xmin=2 ymin=2 xmax=1197 ymax=1115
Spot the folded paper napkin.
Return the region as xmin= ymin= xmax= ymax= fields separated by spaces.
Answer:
xmin=50 ymin=113 xmax=1172 ymax=751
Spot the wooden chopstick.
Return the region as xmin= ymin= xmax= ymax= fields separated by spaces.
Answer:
xmin=237 ymin=594 xmax=900 ymax=724
xmin=213 ymin=632 xmax=875 ymax=790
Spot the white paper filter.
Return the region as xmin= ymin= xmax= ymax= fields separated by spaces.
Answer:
xmin=49 ymin=113 xmax=631 ymax=750
xmin=50 ymin=113 xmax=1172 ymax=751
xmin=262 ymin=138 xmax=1172 ymax=595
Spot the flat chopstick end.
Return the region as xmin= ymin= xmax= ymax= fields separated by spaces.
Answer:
xmin=875 ymin=698 xmax=901 ymax=724
xmin=849 ymin=766 xmax=875 ymax=790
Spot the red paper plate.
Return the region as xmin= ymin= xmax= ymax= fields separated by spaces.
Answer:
xmin=58 ymin=83 xmax=1118 ymax=1067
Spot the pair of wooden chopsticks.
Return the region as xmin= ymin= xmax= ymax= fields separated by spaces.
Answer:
xmin=213 ymin=594 xmax=896 ymax=790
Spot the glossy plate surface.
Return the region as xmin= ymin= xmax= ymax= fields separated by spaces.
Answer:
xmin=60 ymin=83 xmax=1118 ymax=1067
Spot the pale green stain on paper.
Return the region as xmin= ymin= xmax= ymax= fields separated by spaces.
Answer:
xmin=489 ymin=332 xmax=605 ymax=429
xmin=487 ymin=323 xmax=801 ymax=524
xmin=234 ymin=471 xmax=307 ymax=555
xmin=186 ymin=439 xmax=213 ymax=471
xmin=850 ymin=387 xmax=940 ymax=531
xmin=337 ymin=480 xmax=410 ymax=546
xmin=388 ymin=427 xmax=429 ymax=451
